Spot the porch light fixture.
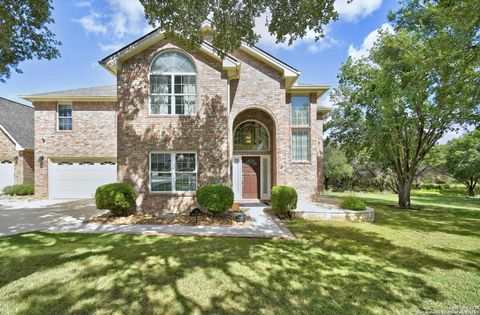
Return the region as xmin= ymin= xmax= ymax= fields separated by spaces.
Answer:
xmin=37 ymin=155 xmax=44 ymax=162
xmin=13 ymin=156 xmax=18 ymax=162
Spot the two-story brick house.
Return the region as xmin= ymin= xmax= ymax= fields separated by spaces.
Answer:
xmin=21 ymin=24 xmax=330 ymax=212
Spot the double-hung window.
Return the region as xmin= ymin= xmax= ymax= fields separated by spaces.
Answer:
xmin=291 ymin=96 xmax=310 ymax=125
xmin=58 ymin=104 xmax=72 ymax=131
xmin=292 ymin=130 xmax=310 ymax=161
xmin=150 ymin=153 xmax=197 ymax=192
xmin=149 ymin=51 xmax=196 ymax=115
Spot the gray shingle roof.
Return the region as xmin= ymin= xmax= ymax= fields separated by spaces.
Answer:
xmin=23 ymin=85 xmax=116 ymax=98
xmin=0 ymin=97 xmax=34 ymax=149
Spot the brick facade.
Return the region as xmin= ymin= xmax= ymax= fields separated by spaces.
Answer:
xmin=34 ymin=101 xmax=117 ymax=198
xmin=116 ymin=40 xmax=324 ymax=212
xmin=0 ymin=128 xmax=34 ymax=186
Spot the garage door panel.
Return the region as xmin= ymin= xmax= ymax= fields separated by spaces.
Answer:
xmin=0 ymin=160 xmax=14 ymax=192
xmin=49 ymin=161 xmax=116 ymax=199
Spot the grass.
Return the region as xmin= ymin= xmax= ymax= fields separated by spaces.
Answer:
xmin=1 ymin=191 xmax=479 ymax=314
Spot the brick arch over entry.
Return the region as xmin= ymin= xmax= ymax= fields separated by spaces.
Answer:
xmin=232 ymin=107 xmax=277 ymax=188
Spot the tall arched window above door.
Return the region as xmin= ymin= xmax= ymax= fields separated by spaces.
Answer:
xmin=234 ymin=121 xmax=270 ymax=151
xmin=149 ymin=51 xmax=196 ymax=115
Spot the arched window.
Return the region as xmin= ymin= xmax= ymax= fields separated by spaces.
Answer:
xmin=234 ymin=121 xmax=270 ymax=151
xmin=149 ymin=51 xmax=196 ymax=115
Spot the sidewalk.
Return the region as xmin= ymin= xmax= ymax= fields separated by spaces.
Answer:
xmin=44 ymin=203 xmax=295 ymax=239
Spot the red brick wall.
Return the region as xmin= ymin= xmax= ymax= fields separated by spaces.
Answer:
xmin=34 ymin=101 xmax=117 ymax=198
xmin=117 ymin=40 xmax=229 ymax=212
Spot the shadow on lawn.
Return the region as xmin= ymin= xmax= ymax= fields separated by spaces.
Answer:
xmin=0 ymin=226 xmax=469 ymax=315
xmin=331 ymin=194 xmax=480 ymax=238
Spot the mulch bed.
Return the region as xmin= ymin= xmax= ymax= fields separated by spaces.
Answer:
xmin=85 ymin=210 xmax=251 ymax=226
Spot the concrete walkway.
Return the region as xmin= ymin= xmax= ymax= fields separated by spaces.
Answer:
xmin=0 ymin=199 xmax=294 ymax=239
xmin=45 ymin=203 xmax=294 ymax=239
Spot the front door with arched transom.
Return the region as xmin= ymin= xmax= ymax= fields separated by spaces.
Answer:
xmin=242 ymin=157 xmax=260 ymax=199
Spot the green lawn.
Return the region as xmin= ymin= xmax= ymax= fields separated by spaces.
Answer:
xmin=1 ymin=191 xmax=479 ymax=314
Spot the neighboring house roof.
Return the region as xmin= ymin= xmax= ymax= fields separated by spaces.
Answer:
xmin=0 ymin=97 xmax=34 ymax=150
xmin=19 ymin=85 xmax=117 ymax=102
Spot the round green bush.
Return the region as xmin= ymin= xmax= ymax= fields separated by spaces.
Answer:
xmin=196 ymin=184 xmax=234 ymax=214
xmin=271 ymin=185 xmax=298 ymax=216
xmin=2 ymin=184 xmax=34 ymax=196
xmin=340 ymin=196 xmax=367 ymax=211
xmin=95 ymin=183 xmax=136 ymax=216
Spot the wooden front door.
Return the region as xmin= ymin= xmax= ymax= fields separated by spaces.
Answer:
xmin=242 ymin=157 xmax=260 ymax=199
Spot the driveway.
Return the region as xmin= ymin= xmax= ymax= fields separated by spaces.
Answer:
xmin=0 ymin=199 xmax=103 ymax=237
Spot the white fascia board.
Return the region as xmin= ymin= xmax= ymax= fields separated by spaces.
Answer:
xmin=19 ymin=96 xmax=117 ymax=102
xmin=100 ymin=29 xmax=240 ymax=76
xmin=0 ymin=124 xmax=23 ymax=151
xmin=239 ymin=44 xmax=301 ymax=79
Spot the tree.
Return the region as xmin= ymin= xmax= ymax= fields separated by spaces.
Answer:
xmin=329 ymin=0 xmax=479 ymax=208
xmin=139 ymin=0 xmax=338 ymax=55
xmin=323 ymin=142 xmax=353 ymax=190
xmin=0 ymin=0 xmax=61 ymax=82
xmin=445 ymin=130 xmax=480 ymax=197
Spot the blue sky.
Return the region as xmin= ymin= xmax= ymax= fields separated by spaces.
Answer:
xmin=0 ymin=0 xmax=399 ymax=107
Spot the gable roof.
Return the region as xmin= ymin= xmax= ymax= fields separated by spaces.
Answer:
xmin=0 ymin=97 xmax=34 ymax=150
xmin=19 ymin=85 xmax=117 ymax=102
xmin=99 ymin=23 xmax=301 ymax=85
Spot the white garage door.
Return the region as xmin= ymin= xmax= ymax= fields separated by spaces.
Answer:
xmin=49 ymin=160 xmax=117 ymax=199
xmin=0 ymin=160 xmax=14 ymax=192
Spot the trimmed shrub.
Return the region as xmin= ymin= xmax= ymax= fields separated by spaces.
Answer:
xmin=341 ymin=196 xmax=367 ymax=211
xmin=95 ymin=183 xmax=136 ymax=216
xmin=271 ymin=185 xmax=298 ymax=216
xmin=2 ymin=184 xmax=34 ymax=196
xmin=196 ymin=184 xmax=234 ymax=214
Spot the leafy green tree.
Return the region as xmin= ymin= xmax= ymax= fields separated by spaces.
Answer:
xmin=445 ymin=130 xmax=480 ymax=197
xmin=329 ymin=0 xmax=479 ymax=208
xmin=0 ymin=0 xmax=60 ymax=82
xmin=139 ymin=0 xmax=338 ymax=54
xmin=323 ymin=142 xmax=353 ymax=190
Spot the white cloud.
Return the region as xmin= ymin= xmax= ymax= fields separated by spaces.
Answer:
xmin=334 ymin=0 xmax=383 ymax=22
xmin=73 ymin=12 xmax=107 ymax=35
xmin=348 ymin=23 xmax=393 ymax=59
xmin=254 ymin=13 xmax=338 ymax=53
xmin=73 ymin=0 xmax=150 ymax=52
xmin=74 ymin=0 xmax=92 ymax=8
xmin=99 ymin=42 xmax=124 ymax=52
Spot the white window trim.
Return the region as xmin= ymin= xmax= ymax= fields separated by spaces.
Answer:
xmin=149 ymin=152 xmax=198 ymax=193
xmin=148 ymin=50 xmax=197 ymax=116
xmin=291 ymin=129 xmax=311 ymax=162
xmin=57 ymin=103 xmax=73 ymax=132
xmin=291 ymin=95 xmax=310 ymax=126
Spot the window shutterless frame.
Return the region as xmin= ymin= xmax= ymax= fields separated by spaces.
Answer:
xmin=148 ymin=50 xmax=197 ymax=116
xmin=149 ymin=152 xmax=198 ymax=193
xmin=56 ymin=103 xmax=73 ymax=131
xmin=291 ymin=129 xmax=311 ymax=162
xmin=291 ymin=95 xmax=310 ymax=126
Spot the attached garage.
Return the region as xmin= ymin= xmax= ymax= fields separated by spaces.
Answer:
xmin=48 ymin=159 xmax=117 ymax=199
xmin=0 ymin=160 xmax=14 ymax=191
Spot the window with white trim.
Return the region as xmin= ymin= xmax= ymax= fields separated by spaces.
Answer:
xmin=292 ymin=130 xmax=310 ymax=161
xmin=291 ymin=96 xmax=310 ymax=125
xmin=58 ymin=104 xmax=72 ymax=131
xmin=150 ymin=153 xmax=197 ymax=192
xmin=149 ymin=51 xmax=196 ymax=115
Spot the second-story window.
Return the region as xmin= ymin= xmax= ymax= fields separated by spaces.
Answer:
xmin=149 ymin=51 xmax=196 ymax=115
xmin=291 ymin=95 xmax=310 ymax=125
xmin=58 ymin=104 xmax=72 ymax=131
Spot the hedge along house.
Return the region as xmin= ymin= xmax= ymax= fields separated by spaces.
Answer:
xmin=21 ymin=22 xmax=330 ymax=212
xmin=0 ymin=97 xmax=35 ymax=191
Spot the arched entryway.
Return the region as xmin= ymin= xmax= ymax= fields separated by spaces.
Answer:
xmin=232 ymin=108 xmax=276 ymax=200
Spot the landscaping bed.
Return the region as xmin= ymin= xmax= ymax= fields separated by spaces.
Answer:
xmin=85 ymin=210 xmax=251 ymax=226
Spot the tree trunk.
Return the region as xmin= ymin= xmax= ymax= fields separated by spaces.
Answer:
xmin=324 ymin=177 xmax=329 ymax=191
xmin=467 ymin=185 xmax=475 ymax=197
xmin=397 ymin=180 xmax=412 ymax=208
